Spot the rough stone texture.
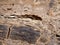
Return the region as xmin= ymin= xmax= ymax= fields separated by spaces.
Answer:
xmin=0 ymin=0 xmax=60 ymax=45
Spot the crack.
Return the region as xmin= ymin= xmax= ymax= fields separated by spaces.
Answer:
xmin=7 ymin=26 xmax=11 ymax=39
xmin=19 ymin=14 xmax=42 ymax=21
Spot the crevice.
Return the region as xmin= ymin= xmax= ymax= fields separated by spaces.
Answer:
xmin=7 ymin=26 xmax=11 ymax=39
xmin=19 ymin=14 xmax=42 ymax=21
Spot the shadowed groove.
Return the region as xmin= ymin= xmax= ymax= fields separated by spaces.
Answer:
xmin=19 ymin=14 xmax=42 ymax=21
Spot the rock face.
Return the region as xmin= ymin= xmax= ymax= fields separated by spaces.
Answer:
xmin=0 ymin=0 xmax=60 ymax=45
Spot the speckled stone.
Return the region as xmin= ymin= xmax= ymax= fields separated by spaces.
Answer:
xmin=0 ymin=0 xmax=60 ymax=45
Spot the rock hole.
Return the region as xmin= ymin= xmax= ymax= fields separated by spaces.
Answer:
xmin=12 ymin=3 xmax=14 ymax=6
xmin=0 ymin=15 xmax=4 ymax=16
xmin=14 ymin=11 xmax=16 ymax=13
xmin=56 ymin=34 xmax=60 ymax=37
xmin=7 ymin=8 xmax=12 ymax=10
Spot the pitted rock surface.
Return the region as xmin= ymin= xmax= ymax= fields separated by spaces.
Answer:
xmin=0 ymin=0 xmax=60 ymax=45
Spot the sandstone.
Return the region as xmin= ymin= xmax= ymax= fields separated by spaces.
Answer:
xmin=0 ymin=0 xmax=60 ymax=45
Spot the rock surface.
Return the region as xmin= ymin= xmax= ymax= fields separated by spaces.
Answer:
xmin=0 ymin=0 xmax=60 ymax=45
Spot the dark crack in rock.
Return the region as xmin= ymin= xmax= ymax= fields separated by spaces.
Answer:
xmin=20 ymin=14 xmax=42 ymax=21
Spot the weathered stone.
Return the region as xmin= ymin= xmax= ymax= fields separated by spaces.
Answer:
xmin=0 ymin=0 xmax=60 ymax=45
xmin=10 ymin=26 xmax=40 ymax=44
xmin=0 ymin=24 xmax=8 ymax=40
